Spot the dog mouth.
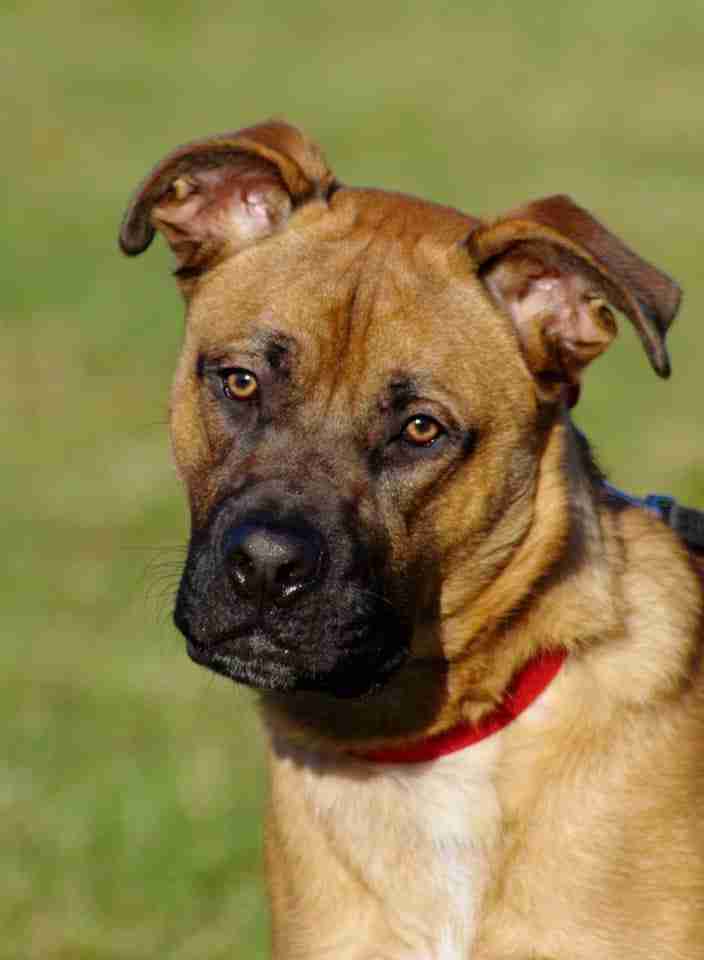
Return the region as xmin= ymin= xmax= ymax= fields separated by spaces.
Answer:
xmin=182 ymin=620 xmax=409 ymax=698
xmin=186 ymin=630 xmax=301 ymax=691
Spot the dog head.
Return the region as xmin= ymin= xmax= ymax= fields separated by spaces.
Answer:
xmin=121 ymin=121 xmax=680 ymax=741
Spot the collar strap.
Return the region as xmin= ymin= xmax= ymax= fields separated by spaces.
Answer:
xmin=354 ymin=648 xmax=567 ymax=765
xmin=603 ymin=483 xmax=704 ymax=554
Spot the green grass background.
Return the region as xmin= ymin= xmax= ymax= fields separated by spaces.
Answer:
xmin=3 ymin=1 xmax=703 ymax=957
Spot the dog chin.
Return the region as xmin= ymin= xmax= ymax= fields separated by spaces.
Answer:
xmin=184 ymin=630 xmax=409 ymax=699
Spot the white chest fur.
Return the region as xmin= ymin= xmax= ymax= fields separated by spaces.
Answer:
xmin=285 ymin=734 xmax=503 ymax=959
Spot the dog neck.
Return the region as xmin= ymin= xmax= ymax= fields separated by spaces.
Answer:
xmin=352 ymin=647 xmax=567 ymax=763
xmin=261 ymin=415 xmax=617 ymax=750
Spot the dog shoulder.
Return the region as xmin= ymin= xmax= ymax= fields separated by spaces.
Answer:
xmin=591 ymin=503 xmax=704 ymax=706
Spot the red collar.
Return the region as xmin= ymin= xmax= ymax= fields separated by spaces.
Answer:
xmin=355 ymin=649 xmax=567 ymax=764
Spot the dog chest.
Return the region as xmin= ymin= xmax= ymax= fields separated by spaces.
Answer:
xmin=269 ymin=735 xmax=502 ymax=958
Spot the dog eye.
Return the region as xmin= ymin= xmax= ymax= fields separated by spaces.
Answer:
xmin=221 ymin=368 xmax=259 ymax=401
xmin=401 ymin=415 xmax=445 ymax=447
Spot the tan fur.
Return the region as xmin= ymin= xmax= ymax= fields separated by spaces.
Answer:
xmin=121 ymin=121 xmax=704 ymax=958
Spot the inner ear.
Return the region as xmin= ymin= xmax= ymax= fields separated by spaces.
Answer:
xmin=482 ymin=241 xmax=618 ymax=396
xmin=150 ymin=156 xmax=292 ymax=272
xmin=468 ymin=194 xmax=680 ymax=379
xmin=119 ymin=121 xmax=335 ymax=282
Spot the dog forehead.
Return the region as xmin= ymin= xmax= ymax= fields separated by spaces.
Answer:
xmin=185 ymin=187 xmax=523 ymax=398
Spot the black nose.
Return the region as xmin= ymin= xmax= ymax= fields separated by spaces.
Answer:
xmin=222 ymin=521 xmax=324 ymax=604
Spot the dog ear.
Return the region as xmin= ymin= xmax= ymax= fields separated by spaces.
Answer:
xmin=467 ymin=195 xmax=681 ymax=393
xmin=119 ymin=120 xmax=334 ymax=274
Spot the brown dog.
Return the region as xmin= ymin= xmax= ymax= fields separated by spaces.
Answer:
xmin=121 ymin=121 xmax=704 ymax=958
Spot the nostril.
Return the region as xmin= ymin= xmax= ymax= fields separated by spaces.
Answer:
xmin=278 ymin=559 xmax=300 ymax=586
xmin=229 ymin=550 xmax=257 ymax=589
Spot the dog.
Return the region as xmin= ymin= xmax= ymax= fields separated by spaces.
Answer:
xmin=120 ymin=121 xmax=704 ymax=959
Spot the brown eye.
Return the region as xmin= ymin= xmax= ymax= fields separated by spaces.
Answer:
xmin=401 ymin=415 xmax=444 ymax=447
xmin=222 ymin=368 xmax=259 ymax=401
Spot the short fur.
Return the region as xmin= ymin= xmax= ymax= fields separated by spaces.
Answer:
xmin=121 ymin=120 xmax=704 ymax=958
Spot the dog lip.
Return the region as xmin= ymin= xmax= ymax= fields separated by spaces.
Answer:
xmin=186 ymin=637 xmax=212 ymax=667
xmin=191 ymin=642 xmax=409 ymax=697
xmin=186 ymin=642 xmax=299 ymax=691
xmin=184 ymin=622 xmax=409 ymax=697
xmin=186 ymin=624 xmax=279 ymax=661
xmin=186 ymin=624 xmax=307 ymax=691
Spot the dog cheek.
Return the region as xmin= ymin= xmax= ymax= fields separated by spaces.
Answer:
xmin=169 ymin=344 xmax=211 ymax=479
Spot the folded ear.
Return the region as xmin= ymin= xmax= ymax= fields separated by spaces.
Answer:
xmin=467 ymin=195 xmax=681 ymax=393
xmin=119 ymin=120 xmax=334 ymax=275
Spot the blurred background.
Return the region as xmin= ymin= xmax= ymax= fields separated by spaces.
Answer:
xmin=3 ymin=1 xmax=703 ymax=956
